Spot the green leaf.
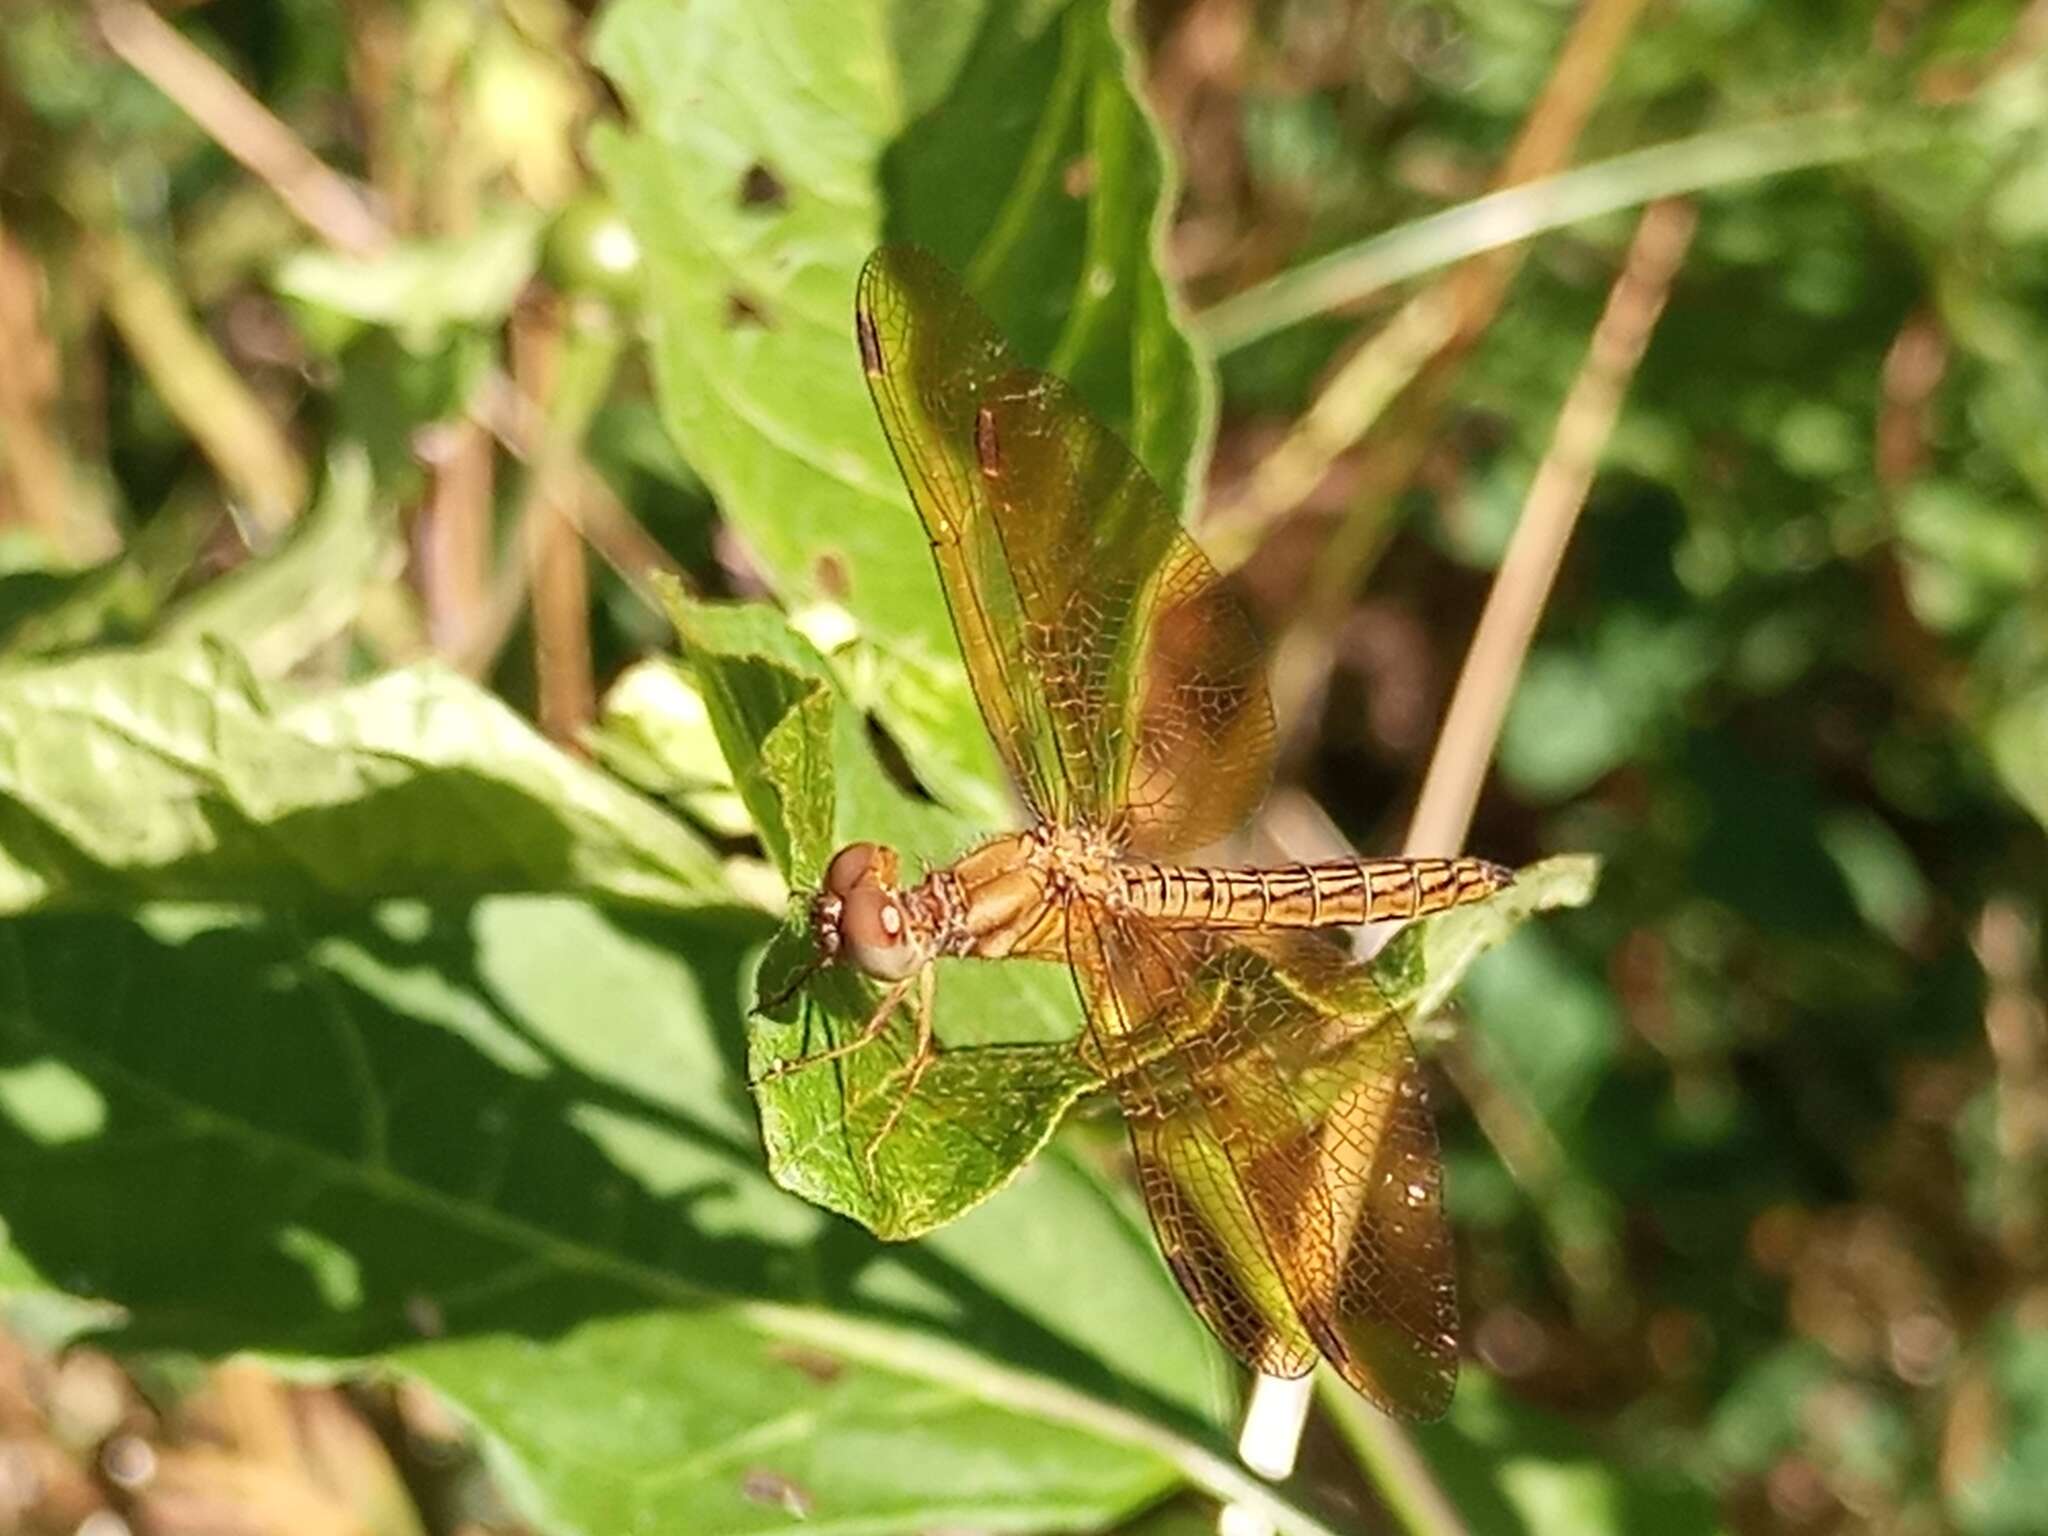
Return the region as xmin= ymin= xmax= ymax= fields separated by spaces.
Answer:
xmin=0 ymin=491 xmax=218 ymax=661
xmin=1377 ymin=855 xmax=1603 ymax=1023
xmin=157 ymin=447 xmax=398 ymax=675
xmin=273 ymin=210 xmax=546 ymax=351
xmin=589 ymin=658 xmax=756 ymax=839
xmin=0 ymin=645 xmax=724 ymax=913
xmin=590 ymin=0 xmax=1212 ymax=824
xmin=666 ymin=589 xmax=1094 ymax=1239
xmin=1405 ymin=857 xmax=1615 ymax=1129
xmin=0 ymin=896 xmax=1350 ymax=1536
xmin=1984 ymin=670 xmax=2048 ymax=834
xmin=1462 ymin=931 xmax=1619 ymax=1126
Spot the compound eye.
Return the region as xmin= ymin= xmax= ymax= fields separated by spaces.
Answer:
xmin=839 ymin=885 xmax=921 ymax=981
xmin=823 ymin=841 xmax=897 ymax=900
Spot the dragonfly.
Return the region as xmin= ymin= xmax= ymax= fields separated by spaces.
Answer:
xmin=767 ymin=244 xmax=1511 ymax=1419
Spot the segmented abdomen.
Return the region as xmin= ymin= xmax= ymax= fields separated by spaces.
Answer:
xmin=1117 ymin=856 xmax=1511 ymax=929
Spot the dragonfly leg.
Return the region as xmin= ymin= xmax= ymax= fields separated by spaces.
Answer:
xmin=860 ymin=966 xmax=938 ymax=1180
xmin=752 ymin=972 xmax=914 ymax=1085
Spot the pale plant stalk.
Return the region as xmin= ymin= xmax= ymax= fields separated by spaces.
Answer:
xmin=416 ymin=420 xmax=495 ymax=659
xmin=92 ymin=0 xmax=389 ymax=254
xmin=1257 ymin=0 xmax=1651 ymax=761
xmin=530 ymin=478 xmax=596 ymax=744
xmin=1225 ymin=197 xmax=1697 ymax=1532
xmin=1205 ymin=290 xmax=1458 ymax=571
xmin=1407 ymin=199 xmax=1698 ymax=854
xmin=512 ymin=300 xmax=613 ymax=745
xmin=88 ymin=227 xmax=308 ymax=537
xmin=0 ymin=230 xmax=120 ymax=561
xmin=1227 ymin=0 xmax=2048 ymax=1511
xmin=1222 ymin=0 xmax=1654 ymax=1516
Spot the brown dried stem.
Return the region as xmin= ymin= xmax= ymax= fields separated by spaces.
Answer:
xmin=1229 ymin=192 xmax=1692 ymax=1536
xmin=92 ymin=0 xmax=389 ymax=255
xmin=88 ymin=225 xmax=308 ymax=538
xmin=1220 ymin=0 xmax=1652 ymax=562
xmin=1229 ymin=7 xmax=1657 ymax=1518
xmin=1407 ymin=198 xmax=1697 ymax=854
xmin=1255 ymin=0 xmax=1652 ymax=756
xmin=0 ymin=228 xmax=120 ymax=560
xmin=414 ymin=419 xmax=496 ymax=660
xmin=511 ymin=302 xmax=596 ymax=746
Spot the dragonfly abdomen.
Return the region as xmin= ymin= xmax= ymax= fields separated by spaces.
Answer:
xmin=1117 ymin=857 xmax=1511 ymax=929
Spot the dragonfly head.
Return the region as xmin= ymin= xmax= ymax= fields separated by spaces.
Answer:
xmin=814 ymin=841 xmax=930 ymax=982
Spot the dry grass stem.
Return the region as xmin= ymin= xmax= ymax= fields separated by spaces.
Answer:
xmin=511 ymin=308 xmax=596 ymax=745
xmin=415 ymin=419 xmax=496 ymax=659
xmin=89 ymin=227 xmax=308 ymax=537
xmin=93 ymin=0 xmax=389 ymax=255
xmin=1230 ymin=8 xmax=1663 ymax=1509
xmin=0 ymin=230 xmax=119 ymax=561
xmin=1408 ymin=198 xmax=1697 ymax=856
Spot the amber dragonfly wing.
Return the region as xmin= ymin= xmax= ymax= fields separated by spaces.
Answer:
xmin=856 ymin=246 xmax=1273 ymax=854
xmin=1066 ymin=899 xmax=1459 ymax=1418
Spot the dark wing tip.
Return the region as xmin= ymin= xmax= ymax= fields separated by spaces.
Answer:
xmin=855 ymin=308 xmax=883 ymax=376
xmin=1320 ymin=1333 xmax=1459 ymax=1421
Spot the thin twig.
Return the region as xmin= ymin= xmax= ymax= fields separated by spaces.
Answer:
xmin=414 ymin=418 xmax=495 ymax=659
xmin=465 ymin=361 xmax=685 ymax=622
xmin=92 ymin=0 xmax=389 ymax=255
xmin=575 ymin=473 xmax=688 ymax=605
xmin=512 ymin=300 xmax=596 ymax=745
xmin=1205 ymin=289 xmax=1457 ymax=569
xmin=1318 ymin=1383 xmax=1472 ymax=1536
xmin=1408 ymin=199 xmax=1697 ymax=853
xmin=88 ymin=226 xmax=308 ymax=539
xmin=1220 ymin=0 xmax=2046 ymax=1516
xmin=530 ymin=482 xmax=596 ymax=745
xmin=1228 ymin=0 xmax=1656 ymax=1505
xmin=0 ymin=229 xmax=120 ymax=561
xmin=1225 ymin=194 xmax=1690 ymax=1536
xmin=1195 ymin=107 xmax=1940 ymax=356
xmin=1252 ymin=0 xmax=1654 ymax=759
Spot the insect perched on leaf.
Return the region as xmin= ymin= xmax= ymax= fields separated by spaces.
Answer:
xmin=761 ymin=245 xmax=1512 ymax=1419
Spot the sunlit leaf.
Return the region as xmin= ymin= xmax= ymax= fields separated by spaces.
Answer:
xmin=0 ymin=645 xmax=724 ymax=913
xmin=591 ymin=0 xmax=1211 ymax=824
xmin=663 ymin=587 xmax=1092 ymax=1238
xmin=274 ymin=211 xmax=545 ymax=351
xmin=158 ymin=448 xmax=398 ymax=676
xmin=589 ymin=658 xmax=756 ymax=839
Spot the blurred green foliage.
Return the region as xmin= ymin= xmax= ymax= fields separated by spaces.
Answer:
xmin=0 ymin=2 xmax=2045 ymax=1535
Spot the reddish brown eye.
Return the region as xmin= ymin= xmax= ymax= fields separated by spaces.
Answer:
xmin=840 ymin=885 xmax=922 ymax=980
xmin=815 ymin=841 xmax=924 ymax=980
xmin=823 ymin=842 xmax=877 ymax=899
xmin=843 ymin=886 xmax=902 ymax=949
xmin=823 ymin=841 xmax=899 ymax=900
